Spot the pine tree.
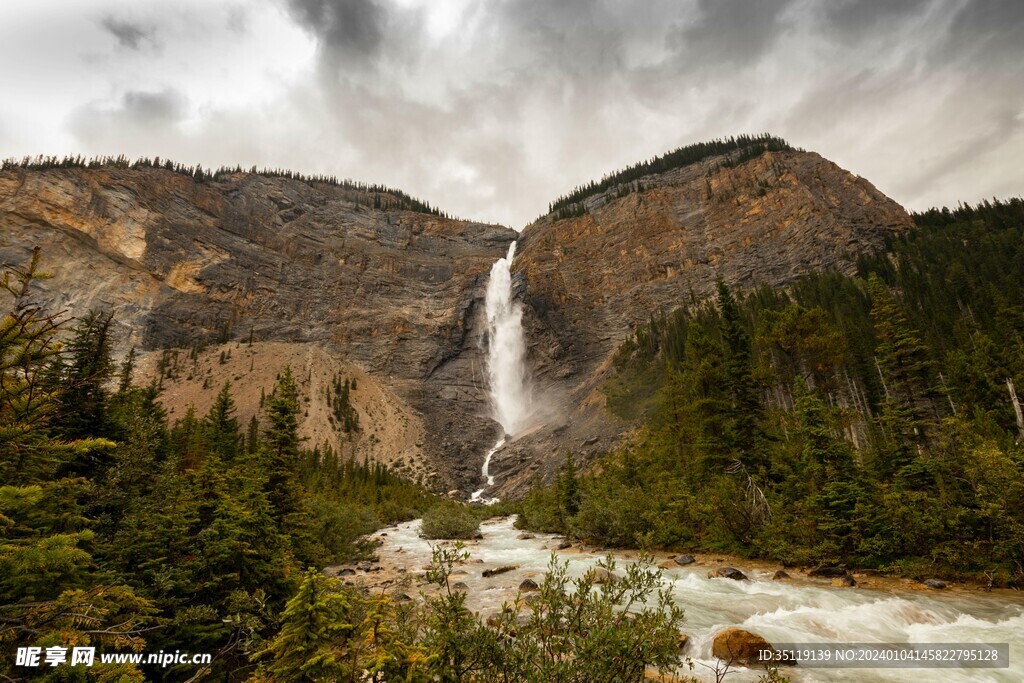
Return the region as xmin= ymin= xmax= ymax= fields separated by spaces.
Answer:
xmin=56 ymin=309 xmax=115 ymax=441
xmin=556 ymin=451 xmax=580 ymax=520
xmin=205 ymin=381 xmax=242 ymax=460
xmin=260 ymin=569 xmax=355 ymax=682
xmin=716 ymin=278 xmax=767 ymax=471
xmin=0 ymin=250 xmax=152 ymax=680
xmin=868 ymin=274 xmax=942 ymax=467
xmin=262 ymin=367 xmax=303 ymax=520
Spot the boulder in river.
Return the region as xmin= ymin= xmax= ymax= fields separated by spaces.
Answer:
xmin=452 ymin=582 xmax=469 ymax=592
xmin=556 ymin=541 xmax=572 ymax=550
xmin=674 ymin=554 xmax=696 ymax=566
xmin=516 ymin=533 xmax=535 ymax=540
xmin=832 ymin=574 xmax=856 ymax=587
xmin=771 ymin=570 xmax=791 ymax=581
xmin=519 ymin=578 xmax=539 ymax=592
xmin=923 ymin=578 xmax=947 ymax=590
xmin=678 ymin=633 xmax=690 ymax=652
xmin=708 ymin=567 xmax=748 ymax=581
xmin=712 ymin=628 xmax=774 ymax=665
xmin=586 ymin=567 xmax=620 ymax=584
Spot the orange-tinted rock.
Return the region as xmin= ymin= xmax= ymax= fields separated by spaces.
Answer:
xmin=712 ymin=627 xmax=774 ymax=665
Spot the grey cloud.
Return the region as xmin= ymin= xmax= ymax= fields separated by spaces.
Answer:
xmin=99 ymin=16 xmax=154 ymax=51
xmin=71 ymin=89 xmax=188 ymax=145
xmin=821 ymin=0 xmax=932 ymax=41
xmin=119 ymin=90 xmax=187 ymax=125
xmin=669 ymin=0 xmax=797 ymax=68
xmin=13 ymin=0 xmax=1018 ymax=227
xmin=285 ymin=0 xmax=385 ymax=61
xmin=945 ymin=0 xmax=1024 ymax=64
xmin=897 ymin=101 xmax=1024 ymax=202
xmin=226 ymin=5 xmax=248 ymax=34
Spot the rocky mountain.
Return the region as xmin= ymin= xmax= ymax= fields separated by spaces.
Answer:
xmin=0 ymin=141 xmax=913 ymax=496
xmin=0 ymin=164 xmax=515 ymax=489
xmin=487 ymin=147 xmax=913 ymax=494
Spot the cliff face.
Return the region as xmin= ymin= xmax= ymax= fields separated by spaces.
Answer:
xmin=487 ymin=150 xmax=913 ymax=495
xmin=0 ymin=146 xmax=914 ymax=497
xmin=0 ymin=166 xmax=516 ymax=489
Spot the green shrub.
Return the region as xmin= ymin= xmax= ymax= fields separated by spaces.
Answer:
xmin=420 ymin=501 xmax=482 ymax=540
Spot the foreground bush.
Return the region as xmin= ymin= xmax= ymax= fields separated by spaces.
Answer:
xmin=420 ymin=501 xmax=482 ymax=539
xmin=255 ymin=545 xmax=687 ymax=682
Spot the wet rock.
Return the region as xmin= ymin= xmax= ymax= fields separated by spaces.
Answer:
xmin=678 ymin=633 xmax=689 ymax=652
xmin=673 ymin=554 xmax=696 ymax=566
xmin=556 ymin=541 xmax=572 ymax=550
xmin=357 ymin=562 xmax=372 ymax=572
xmin=712 ymin=628 xmax=774 ymax=665
xmin=586 ymin=568 xmax=620 ymax=584
xmin=771 ymin=570 xmax=791 ymax=581
xmin=516 ymin=533 xmax=535 ymax=540
xmin=452 ymin=582 xmax=469 ymax=592
xmin=519 ymin=578 xmax=539 ymax=592
xmin=923 ymin=578 xmax=947 ymax=590
xmin=832 ymin=574 xmax=856 ymax=587
xmin=483 ymin=565 xmax=518 ymax=578
xmin=708 ymin=567 xmax=748 ymax=581
xmin=396 ymin=566 xmax=406 ymax=573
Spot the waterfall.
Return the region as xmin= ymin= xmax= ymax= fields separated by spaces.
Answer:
xmin=471 ymin=241 xmax=530 ymax=503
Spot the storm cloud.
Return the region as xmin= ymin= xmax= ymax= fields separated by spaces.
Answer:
xmin=0 ymin=0 xmax=1021 ymax=227
xmin=99 ymin=16 xmax=155 ymax=51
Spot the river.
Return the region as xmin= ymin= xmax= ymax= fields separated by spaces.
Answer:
xmin=372 ymin=516 xmax=1024 ymax=682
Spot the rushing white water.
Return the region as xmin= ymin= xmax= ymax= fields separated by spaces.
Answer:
xmin=470 ymin=241 xmax=531 ymax=503
xmin=484 ymin=241 xmax=530 ymax=435
xmin=374 ymin=517 xmax=1024 ymax=682
xmin=469 ymin=437 xmax=505 ymax=504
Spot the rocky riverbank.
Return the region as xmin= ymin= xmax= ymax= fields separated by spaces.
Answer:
xmin=328 ymin=516 xmax=1024 ymax=682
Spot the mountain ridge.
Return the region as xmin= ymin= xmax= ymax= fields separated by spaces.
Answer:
xmin=0 ymin=138 xmax=913 ymax=495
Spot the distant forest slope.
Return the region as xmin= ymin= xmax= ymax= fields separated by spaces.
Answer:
xmin=545 ymin=133 xmax=795 ymax=220
xmin=519 ymin=197 xmax=1024 ymax=586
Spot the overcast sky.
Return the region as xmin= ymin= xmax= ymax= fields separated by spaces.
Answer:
xmin=1 ymin=0 xmax=1021 ymax=227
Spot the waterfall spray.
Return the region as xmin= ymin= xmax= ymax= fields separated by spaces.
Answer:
xmin=471 ymin=241 xmax=530 ymax=503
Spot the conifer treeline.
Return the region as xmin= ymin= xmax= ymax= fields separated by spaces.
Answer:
xmin=0 ymin=154 xmax=456 ymax=218
xmin=519 ymin=197 xmax=1024 ymax=585
xmin=0 ymin=256 xmax=434 ymax=679
xmin=545 ymin=133 xmax=796 ymax=220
